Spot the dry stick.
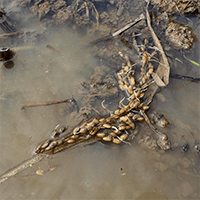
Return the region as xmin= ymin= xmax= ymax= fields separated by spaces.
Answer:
xmin=90 ymin=13 xmax=145 ymax=45
xmin=0 ymin=154 xmax=47 ymax=184
xmin=85 ymin=2 xmax=90 ymax=21
xmin=170 ymin=74 xmax=200 ymax=82
xmin=21 ymin=98 xmax=74 ymax=109
xmin=0 ymin=31 xmax=23 ymax=38
xmin=87 ymin=1 xmax=99 ymax=27
xmin=145 ymin=0 xmax=170 ymax=86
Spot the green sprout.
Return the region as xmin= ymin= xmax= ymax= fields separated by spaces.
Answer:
xmin=183 ymin=54 xmax=200 ymax=68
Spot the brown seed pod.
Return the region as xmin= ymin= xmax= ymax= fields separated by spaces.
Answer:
xmin=143 ymin=105 xmax=149 ymax=110
xmin=73 ymin=127 xmax=80 ymax=134
xmin=93 ymin=118 xmax=99 ymax=125
xmin=125 ymin=125 xmax=131 ymax=130
xmin=136 ymin=117 xmax=144 ymax=121
xmin=86 ymin=121 xmax=95 ymax=131
xmin=124 ymin=105 xmax=130 ymax=111
xmin=102 ymin=136 xmax=112 ymax=142
xmin=133 ymin=101 xmax=140 ymax=109
xmin=118 ymin=74 xmax=122 ymax=80
xmin=99 ymin=118 xmax=105 ymax=122
xmin=124 ymin=80 xmax=129 ymax=87
xmin=129 ymin=77 xmax=135 ymax=86
xmin=113 ymin=138 xmax=121 ymax=144
xmin=41 ymin=140 xmax=51 ymax=149
xmin=79 ymin=127 xmax=88 ymax=134
xmin=118 ymin=125 xmax=126 ymax=131
xmin=71 ymin=135 xmax=79 ymax=139
xmin=57 ymin=126 xmax=67 ymax=134
xmin=139 ymin=81 xmax=143 ymax=86
xmin=157 ymin=118 xmax=169 ymax=127
xmin=130 ymin=93 xmax=135 ymax=100
xmin=103 ymin=124 xmax=111 ymax=129
xmin=109 ymin=132 xmax=117 ymax=137
xmin=157 ymin=134 xmax=170 ymax=150
xmin=56 ymin=139 xmax=63 ymax=145
xmin=127 ymin=112 xmax=134 ymax=117
xmin=79 ymin=122 xmax=87 ymax=129
xmin=67 ymin=139 xmax=75 ymax=144
xmin=112 ymin=114 xmax=119 ymax=119
xmin=51 ymin=131 xmax=59 ymax=138
xmin=124 ymin=65 xmax=129 ymax=71
xmin=115 ymin=130 xmax=122 ymax=135
xmin=132 ymin=114 xmax=141 ymax=120
xmin=128 ymin=85 xmax=133 ymax=94
xmin=129 ymin=121 xmax=135 ymax=128
xmin=90 ymin=127 xmax=99 ymax=136
xmin=142 ymin=77 xmax=146 ymax=84
xmin=148 ymin=68 xmax=154 ymax=74
xmin=97 ymin=132 xmax=106 ymax=138
xmin=144 ymin=39 xmax=148 ymax=45
xmin=139 ymin=93 xmax=145 ymax=98
xmin=120 ymin=134 xmax=129 ymax=141
xmin=114 ymin=109 xmax=120 ymax=115
xmin=119 ymin=108 xmax=127 ymax=115
xmin=138 ymin=103 xmax=144 ymax=108
xmin=142 ymin=52 xmax=149 ymax=66
xmin=135 ymin=90 xmax=141 ymax=98
xmin=45 ymin=141 xmax=57 ymax=151
xmin=120 ymin=116 xmax=128 ymax=123
xmin=118 ymin=80 xmax=123 ymax=86
xmin=35 ymin=145 xmax=42 ymax=153
xmin=119 ymin=84 xmax=127 ymax=91
xmin=146 ymin=72 xmax=151 ymax=78
xmin=160 ymin=133 xmax=168 ymax=141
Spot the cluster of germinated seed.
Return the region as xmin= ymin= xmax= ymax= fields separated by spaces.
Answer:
xmin=35 ymin=71 xmax=150 ymax=154
xmin=35 ymin=55 xmax=169 ymax=155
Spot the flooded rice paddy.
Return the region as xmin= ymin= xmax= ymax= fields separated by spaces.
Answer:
xmin=0 ymin=1 xmax=199 ymax=199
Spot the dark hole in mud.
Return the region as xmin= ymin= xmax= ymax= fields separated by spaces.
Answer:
xmin=3 ymin=60 xmax=14 ymax=69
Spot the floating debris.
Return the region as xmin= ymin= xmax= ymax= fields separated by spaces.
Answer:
xmin=166 ymin=21 xmax=197 ymax=50
xmin=36 ymin=169 xmax=44 ymax=176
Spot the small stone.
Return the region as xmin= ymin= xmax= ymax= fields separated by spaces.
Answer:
xmin=153 ymin=162 xmax=168 ymax=172
xmin=179 ymin=157 xmax=191 ymax=168
xmin=49 ymin=166 xmax=56 ymax=171
xmin=181 ymin=181 xmax=193 ymax=197
xmin=156 ymin=93 xmax=166 ymax=102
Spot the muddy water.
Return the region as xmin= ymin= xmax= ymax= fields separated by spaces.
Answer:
xmin=0 ymin=3 xmax=200 ymax=200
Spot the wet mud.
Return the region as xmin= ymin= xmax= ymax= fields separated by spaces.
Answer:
xmin=0 ymin=0 xmax=199 ymax=199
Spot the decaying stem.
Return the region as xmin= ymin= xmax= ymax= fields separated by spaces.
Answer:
xmin=0 ymin=154 xmax=47 ymax=184
xmin=0 ymin=31 xmax=23 ymax=38
xmin=145 ymin=0 xmax=170 ymax=86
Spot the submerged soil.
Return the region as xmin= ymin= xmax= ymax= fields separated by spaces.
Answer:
xmin=0 ymin=0 xmax=199 ymax=199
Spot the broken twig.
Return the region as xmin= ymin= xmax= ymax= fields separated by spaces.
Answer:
xmin=0 ymin=154 xmax=47 ymax=184
xmin=90 ymin=13 xmax=145 ymax=45
xmin=21 ymin=98 xmax=75 ymax=109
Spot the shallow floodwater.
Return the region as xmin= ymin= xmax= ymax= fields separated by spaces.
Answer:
xmin=0 ymin=1 xmax=200 ymax=199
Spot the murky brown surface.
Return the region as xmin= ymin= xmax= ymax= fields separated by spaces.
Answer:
xmin=0 ymin=1 xmax=199 ymax=199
